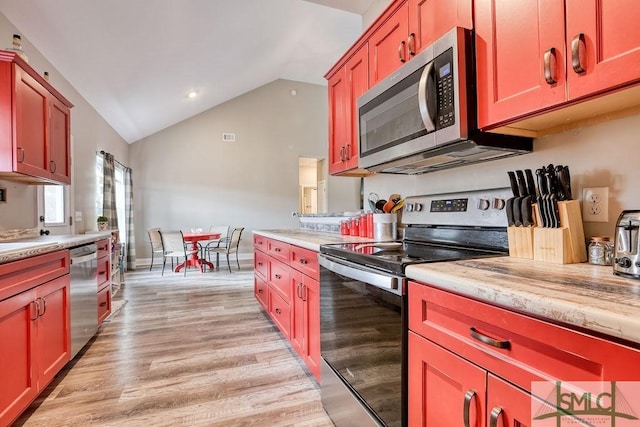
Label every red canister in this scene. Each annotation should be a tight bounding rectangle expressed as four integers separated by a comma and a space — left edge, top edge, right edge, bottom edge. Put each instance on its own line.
350, 217, 360, 236
359, 214, 368, 237
340, 220, 350, 235
367, 212, 374, 238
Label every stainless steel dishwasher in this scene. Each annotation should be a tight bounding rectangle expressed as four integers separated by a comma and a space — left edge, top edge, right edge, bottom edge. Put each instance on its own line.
70, 242, 98, 358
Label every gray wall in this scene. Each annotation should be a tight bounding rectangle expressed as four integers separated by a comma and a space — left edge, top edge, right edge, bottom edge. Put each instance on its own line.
0, 11, 129, 234
130, 79, 360, 260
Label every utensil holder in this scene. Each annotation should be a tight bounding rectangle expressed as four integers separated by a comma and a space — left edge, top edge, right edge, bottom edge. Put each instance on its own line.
533, 200, 587, 264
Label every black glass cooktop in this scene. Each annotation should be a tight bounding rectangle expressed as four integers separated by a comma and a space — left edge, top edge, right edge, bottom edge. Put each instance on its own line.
320, 241, 506, 275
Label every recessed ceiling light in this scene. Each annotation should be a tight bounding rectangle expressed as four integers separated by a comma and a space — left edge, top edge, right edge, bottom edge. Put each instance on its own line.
188, 91, 198, 99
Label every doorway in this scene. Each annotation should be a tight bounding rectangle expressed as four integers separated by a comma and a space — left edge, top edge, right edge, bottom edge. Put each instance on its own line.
298, 157, 326, 214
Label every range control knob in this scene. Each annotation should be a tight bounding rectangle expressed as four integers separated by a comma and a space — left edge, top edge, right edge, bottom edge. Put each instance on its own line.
405, 203, 414, 212
491, 198, 505, 210
477, 199, 490, 211
414, 203, 423, 212
616, 257, 632, 269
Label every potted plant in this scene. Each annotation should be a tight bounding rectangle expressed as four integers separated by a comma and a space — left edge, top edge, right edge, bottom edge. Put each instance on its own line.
97, 215, 109, 231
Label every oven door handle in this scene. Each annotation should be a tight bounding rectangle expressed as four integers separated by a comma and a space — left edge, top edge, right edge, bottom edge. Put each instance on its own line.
318, 254, 400, 292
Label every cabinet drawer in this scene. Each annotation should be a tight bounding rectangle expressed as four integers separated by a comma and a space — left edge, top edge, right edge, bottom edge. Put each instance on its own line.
97, 256, 110, 289
254, 235, 268, 253
254, 250, 268, 279
269, 289, 291, 340
97, 285, 111, 325
96, 238, 109, 259
254, 275, 268, 311
408, 281, 640, 394
0, 250, 69, 301
289, 245, 319, 280
267, 239, 290, 263
268, 259, 291, 303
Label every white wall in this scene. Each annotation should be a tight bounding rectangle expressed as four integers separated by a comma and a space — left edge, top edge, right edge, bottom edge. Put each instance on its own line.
0, 11, 129, 234
130, 79, 360, 260
364, 114, 640, 238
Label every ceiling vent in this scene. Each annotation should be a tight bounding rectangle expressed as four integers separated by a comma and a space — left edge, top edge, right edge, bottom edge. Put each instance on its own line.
222, 132, 236, 142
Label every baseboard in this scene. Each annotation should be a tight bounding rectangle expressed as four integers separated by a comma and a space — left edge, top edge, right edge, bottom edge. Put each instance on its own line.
136, 252, 254, 269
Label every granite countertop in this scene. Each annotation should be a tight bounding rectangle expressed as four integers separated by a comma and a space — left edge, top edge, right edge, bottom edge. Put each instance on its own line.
253, 229, 374, 251
0, 233, 112, 264
405, 257, 640, 345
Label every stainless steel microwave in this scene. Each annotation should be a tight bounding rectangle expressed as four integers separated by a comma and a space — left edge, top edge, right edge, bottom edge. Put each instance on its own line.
357, 27, 532, 174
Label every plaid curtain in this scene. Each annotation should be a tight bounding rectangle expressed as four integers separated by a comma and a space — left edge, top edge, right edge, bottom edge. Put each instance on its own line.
101, 152, 118, 230
124, 167, 136, 270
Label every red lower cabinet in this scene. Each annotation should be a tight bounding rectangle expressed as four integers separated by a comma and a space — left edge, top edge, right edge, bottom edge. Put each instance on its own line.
0, 251, 70, 426
254, 237, 320, 381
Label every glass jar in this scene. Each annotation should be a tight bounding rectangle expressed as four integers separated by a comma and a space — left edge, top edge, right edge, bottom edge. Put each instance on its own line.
6, 34, 28, 62
340, 220, 350, 236
588, 237, 614, 265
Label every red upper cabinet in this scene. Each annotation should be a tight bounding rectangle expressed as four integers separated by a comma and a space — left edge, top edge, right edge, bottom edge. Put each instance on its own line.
327, 45, 369, 176
475, 0, 566, 128
369, 3, 410, 86
476, 0, 640, 130
0, 52, 73, 184
565, 0, 640, 99
408, 0, 472, 54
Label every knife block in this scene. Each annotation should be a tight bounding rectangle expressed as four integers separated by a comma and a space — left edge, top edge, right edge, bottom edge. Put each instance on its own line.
507, 204, 538, 259
533, 200, 587, 264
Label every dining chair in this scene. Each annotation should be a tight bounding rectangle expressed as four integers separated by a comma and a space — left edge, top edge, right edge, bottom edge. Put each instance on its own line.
147, 227, 164, 271
158, 230, 198, 276
198, 225, 229, 259
204, 227, 244, 272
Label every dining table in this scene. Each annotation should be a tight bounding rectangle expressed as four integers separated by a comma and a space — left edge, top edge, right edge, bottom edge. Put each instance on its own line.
177, 231, 222, 273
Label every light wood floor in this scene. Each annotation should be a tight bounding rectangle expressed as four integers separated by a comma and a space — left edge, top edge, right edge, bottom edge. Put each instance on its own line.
14, 264, 334, 427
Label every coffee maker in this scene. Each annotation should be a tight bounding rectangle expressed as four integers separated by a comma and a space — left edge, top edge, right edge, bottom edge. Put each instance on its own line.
614, 210, 640, 279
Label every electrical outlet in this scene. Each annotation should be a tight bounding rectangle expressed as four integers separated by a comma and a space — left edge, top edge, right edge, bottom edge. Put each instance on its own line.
582, 187, 609, 222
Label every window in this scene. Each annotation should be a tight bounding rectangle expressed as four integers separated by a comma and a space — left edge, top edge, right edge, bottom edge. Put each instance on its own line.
96, 153, 127, 244
44, 185, 66, 226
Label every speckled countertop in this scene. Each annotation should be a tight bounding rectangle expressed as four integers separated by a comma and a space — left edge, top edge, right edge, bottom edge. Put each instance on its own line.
0, 232, 112, 264
406, 257, 640, 345
252, 229, 374, 251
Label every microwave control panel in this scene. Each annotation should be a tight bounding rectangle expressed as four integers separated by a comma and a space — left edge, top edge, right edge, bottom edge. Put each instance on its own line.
435, 47, 455, 130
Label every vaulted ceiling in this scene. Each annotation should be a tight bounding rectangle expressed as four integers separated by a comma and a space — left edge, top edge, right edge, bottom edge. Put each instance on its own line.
0, 0, 376, 143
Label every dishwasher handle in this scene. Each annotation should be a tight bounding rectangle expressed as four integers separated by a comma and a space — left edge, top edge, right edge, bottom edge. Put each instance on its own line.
71, 251, 97, 264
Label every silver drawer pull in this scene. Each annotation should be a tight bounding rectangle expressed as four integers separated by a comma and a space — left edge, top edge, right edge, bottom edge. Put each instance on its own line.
470, 327, 511, 349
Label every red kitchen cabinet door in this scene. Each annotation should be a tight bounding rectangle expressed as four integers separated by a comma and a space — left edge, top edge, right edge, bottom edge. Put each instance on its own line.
14, 66, 49, 178
290, 269, 306, 358
48, 97, 71, 184
268, 289, 291, 340
344, 45, 368, 172
254, 275, 269, 311
475, 0, 566, 129
369, 2, 409, 86
36, 275, 70, 387
565, 0, 640, 100
408, 0, 472, 54
409, 331, 486, 426
486, 374, 534, 427
97, 284, 111, 326
304, 275, 320, 380
328, 67, 348, 175
0, 288, 38, 427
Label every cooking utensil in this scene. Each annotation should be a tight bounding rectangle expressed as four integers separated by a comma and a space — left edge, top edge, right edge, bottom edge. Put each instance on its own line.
556, 165, 572, 200
514, 170, 528, 226
390, 199, 405, 213
506, 171, 520, 227
375, 199, 387, 212
545, 164, 560, 227
536, 168, 549, 227
368, 193, 379, 212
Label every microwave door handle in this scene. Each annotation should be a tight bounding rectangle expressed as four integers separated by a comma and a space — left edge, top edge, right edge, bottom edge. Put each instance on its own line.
418, 61, 436, 133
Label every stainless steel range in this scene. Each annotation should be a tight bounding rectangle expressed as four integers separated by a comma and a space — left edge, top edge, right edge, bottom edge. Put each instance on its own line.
318, 188, 511, 427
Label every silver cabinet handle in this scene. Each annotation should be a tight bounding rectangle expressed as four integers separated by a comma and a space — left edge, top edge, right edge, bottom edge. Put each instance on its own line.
489, 406, 504, 427
31, 300, 40, 321
463, 390, 477, 427
345, 144, 351, 160
37, 297, 46, 317
398, 40, 406, 63
543, 47, 557, 85
470, 327, 511, 349
275, 274, 282, 279
418, 61, 436, 133
50, 160, 57, 173
17, 147, 25, 163
408, 33, 416, 56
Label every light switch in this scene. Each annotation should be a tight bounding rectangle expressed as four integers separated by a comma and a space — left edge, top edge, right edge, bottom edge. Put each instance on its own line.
74, 211, 83, 222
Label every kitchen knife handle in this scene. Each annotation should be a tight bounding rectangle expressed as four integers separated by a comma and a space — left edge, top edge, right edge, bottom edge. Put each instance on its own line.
507, 171, 519, 197
513, 197, 522, 227
525, 169, 537, 198
515, 170, 527, 197
521, 196, 533, 227
506, 198, 515, 226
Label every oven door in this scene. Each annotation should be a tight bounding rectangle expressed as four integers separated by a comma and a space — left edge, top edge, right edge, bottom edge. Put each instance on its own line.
319, 254, 407, 427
